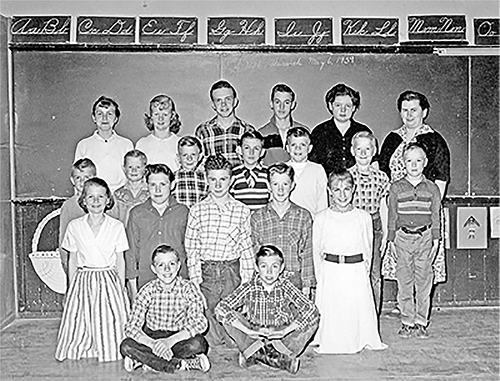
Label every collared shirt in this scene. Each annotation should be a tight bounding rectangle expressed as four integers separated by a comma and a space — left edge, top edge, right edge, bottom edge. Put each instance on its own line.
309, 118, 375, 176
287, 160, 328, 216
195, 116, 254, 168
348, 165, 390, 215
229, 164, 270, 211
251, 202, 315, 288
215, 273, 320, 331
135, 133, 180, 171
109, 181, 150, 225
259, 117, 309, 166
62, 214, 129, 268
172, 164, 208, 208
126, 197, 189, 288
185, 194, 254, 285
387, 177, 441, 241
74, 130, 134, 192
125, 277, 208, 340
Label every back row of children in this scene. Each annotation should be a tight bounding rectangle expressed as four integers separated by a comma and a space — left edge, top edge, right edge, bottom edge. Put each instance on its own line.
56, 80, 442, 374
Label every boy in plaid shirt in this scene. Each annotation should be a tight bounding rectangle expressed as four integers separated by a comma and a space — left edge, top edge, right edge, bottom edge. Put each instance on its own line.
348, 131, 390, 316
215, 245, 319, 374
172, 136, 208, 208
120, 245, 210, 374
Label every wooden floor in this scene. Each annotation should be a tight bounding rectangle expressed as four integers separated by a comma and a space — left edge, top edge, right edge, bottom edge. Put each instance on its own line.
0, 307, 498, 381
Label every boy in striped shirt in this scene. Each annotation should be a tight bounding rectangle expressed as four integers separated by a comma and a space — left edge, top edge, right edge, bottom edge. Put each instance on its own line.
386, 143, 441, 339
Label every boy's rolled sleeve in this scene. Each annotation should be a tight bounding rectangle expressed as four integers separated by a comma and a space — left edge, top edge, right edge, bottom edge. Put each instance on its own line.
238, 212, 255, 283
185, 210, 202, 285
183, 282, 209, 336
299, 213, 316, 288
124, 288, 151, 341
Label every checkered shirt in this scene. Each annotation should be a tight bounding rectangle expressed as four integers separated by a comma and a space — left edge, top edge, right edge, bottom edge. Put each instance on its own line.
185, 194, 254, 285
195, 116, 254, 168
229, 164, 270, 211
251, 202, 315, 288
215, 273, 320, 331
172, 166, 208, 209
124, 277, 208, 340
348, 165, 390, 215
110, 181, 150, 225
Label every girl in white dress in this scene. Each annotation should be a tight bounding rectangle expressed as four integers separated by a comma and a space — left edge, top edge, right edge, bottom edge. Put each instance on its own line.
313, 171, 387, 354
55, 177, 130, 362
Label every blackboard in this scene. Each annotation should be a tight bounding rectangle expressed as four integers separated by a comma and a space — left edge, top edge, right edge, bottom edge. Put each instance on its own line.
12, 48, 499, 197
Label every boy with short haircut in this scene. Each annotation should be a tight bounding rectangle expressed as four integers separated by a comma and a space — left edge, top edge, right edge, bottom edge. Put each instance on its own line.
171, 136, 208, 208
109, 150, 149, 225
185, 154, 254, 347
259, 83, 309, 166
251, 163, 315, 296
230, 130, 270, 211
195, 80, 255, 168
74, 95, 134, 192
215, 245, 319, 374
59, 158, 96, 274
121, 245, 210, 374
126, 164, 189, 299
286, 126, 328, 216
348, 131, 390, 316
386, 143, 441, 339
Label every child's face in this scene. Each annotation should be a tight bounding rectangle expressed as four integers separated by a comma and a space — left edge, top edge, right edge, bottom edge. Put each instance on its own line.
151, 252, 180, 286
351, 137, 376, 167
330, 95, 355, 124
329, 178, 354, 211
404, 148, 427, 179
207, 169, 231, 199
255, 255, 284, 288
147, 173, 172, 206
92, 104, 118, 132
178, 145, 201, 171
271, 91, 295, 120
211, 87, 237, 118
240, 137, 264, 168
269, 172, 294, 204
286, 135, 312, 163
151, 102, 173, 133
71, 168, 95, 194
83, 184, 109, 215
123, 157, 146, 183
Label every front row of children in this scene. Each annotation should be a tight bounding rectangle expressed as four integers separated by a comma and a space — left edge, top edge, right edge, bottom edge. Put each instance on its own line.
56, 137, 440, 375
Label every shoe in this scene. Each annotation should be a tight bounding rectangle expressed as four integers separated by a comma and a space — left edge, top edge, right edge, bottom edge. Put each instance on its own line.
397, 324, 413, 338
123, 356, 140, 372
238, 352, 248, 369
283, 356, 300, 374
386, 307, 401, 319
180, 354, 210, 372
414, 324, 429, 339
142, 364, 159, 373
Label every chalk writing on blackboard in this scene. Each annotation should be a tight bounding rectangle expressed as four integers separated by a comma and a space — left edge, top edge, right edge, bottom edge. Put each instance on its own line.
408, 16, 466, 40
474, 19, 499, 46
140, 17, 197, 44
341, 18, 398, 45
11, 16, 70, 43
77, 17, 135, 44
275, 19, 332, 45
208, 17, 265, 45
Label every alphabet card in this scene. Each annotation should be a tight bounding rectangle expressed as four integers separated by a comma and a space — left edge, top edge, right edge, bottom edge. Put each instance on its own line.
490, 206, 500, 239
457, 207, 487, 249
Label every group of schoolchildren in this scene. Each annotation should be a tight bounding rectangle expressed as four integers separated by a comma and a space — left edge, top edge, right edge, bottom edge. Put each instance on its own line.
54, 79, 442, 375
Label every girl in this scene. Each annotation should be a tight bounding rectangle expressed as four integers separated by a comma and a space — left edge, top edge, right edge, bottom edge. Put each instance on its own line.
313, 171, 387, 354
55, 177, 130, 362
136, 94, 182, 172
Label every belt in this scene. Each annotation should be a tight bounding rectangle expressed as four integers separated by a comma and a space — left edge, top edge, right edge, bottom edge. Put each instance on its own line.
324, 253, 363, 264
400, 225, 431, 235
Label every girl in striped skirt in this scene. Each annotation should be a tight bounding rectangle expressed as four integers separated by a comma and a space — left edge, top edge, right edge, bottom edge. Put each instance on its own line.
55, 177, 130, 362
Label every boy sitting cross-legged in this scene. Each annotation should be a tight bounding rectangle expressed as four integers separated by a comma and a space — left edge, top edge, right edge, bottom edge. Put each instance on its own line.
120, 244, 210, 374
215, 245, 319, 374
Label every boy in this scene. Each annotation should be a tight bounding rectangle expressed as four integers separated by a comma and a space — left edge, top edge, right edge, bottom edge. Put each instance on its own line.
195, 80, 255, 168
229, 130, 270, 211
185, 154, 254, 347
171, 136, 208, 208
59, 158, 96, 274
215, 245, 319, 374
120, 245, 210, 374
286, 127, 328, 216
109, 150, 149, 225
126, 164, 189, 299
386, 143, 441, 339
251, 163, 315, 297
259, 83, 309, 166
74, 95, 134, 192
348, 131, 390, 316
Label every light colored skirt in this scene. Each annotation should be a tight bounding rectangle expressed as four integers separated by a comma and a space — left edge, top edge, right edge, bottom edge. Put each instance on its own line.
55, 268, 130, 362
